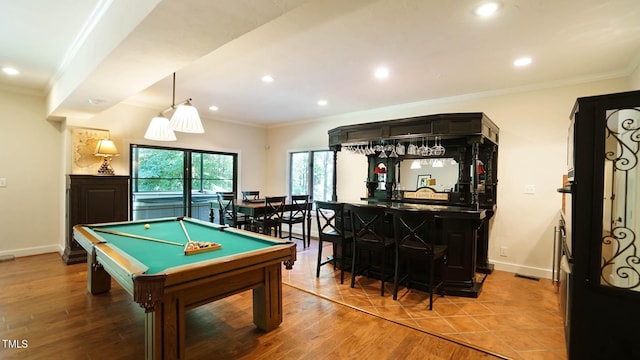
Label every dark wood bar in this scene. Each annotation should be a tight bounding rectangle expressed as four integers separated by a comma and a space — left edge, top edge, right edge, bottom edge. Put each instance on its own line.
327, 112, 499, 297
353, 201, 487, 297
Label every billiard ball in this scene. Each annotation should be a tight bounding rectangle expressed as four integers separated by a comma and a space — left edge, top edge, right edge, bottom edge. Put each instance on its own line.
144, 224, 150, 229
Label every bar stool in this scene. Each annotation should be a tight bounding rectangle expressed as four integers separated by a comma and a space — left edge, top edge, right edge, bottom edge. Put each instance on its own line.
315, 201, 352, 284
347, 203, 395, 296
389, 208, 447, 310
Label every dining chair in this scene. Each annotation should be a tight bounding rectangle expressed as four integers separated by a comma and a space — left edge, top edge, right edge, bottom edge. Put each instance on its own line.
281, 195, 310, 247
347, 203, 395, 296
389, 208, 447, 310
242, 190, 260, 201
216, 192, 251, 229
315, 201, 352, 284
210, 191, 234, 223
255, 196, 286, 237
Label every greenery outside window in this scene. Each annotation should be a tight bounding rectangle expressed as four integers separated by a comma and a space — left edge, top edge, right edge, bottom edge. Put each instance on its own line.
290, 150, 334, 205
131, 145, 237, 221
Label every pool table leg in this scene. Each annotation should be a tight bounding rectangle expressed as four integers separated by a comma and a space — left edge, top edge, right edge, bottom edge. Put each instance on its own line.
145, 293, 185, 360
252, 263, 283, 331
87, 250, 111, 295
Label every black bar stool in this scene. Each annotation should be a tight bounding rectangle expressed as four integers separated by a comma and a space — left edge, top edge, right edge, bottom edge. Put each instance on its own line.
389, 208, 447, 309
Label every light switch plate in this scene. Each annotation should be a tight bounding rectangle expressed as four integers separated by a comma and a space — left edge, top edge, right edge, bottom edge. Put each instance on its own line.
0, 178, 6, 187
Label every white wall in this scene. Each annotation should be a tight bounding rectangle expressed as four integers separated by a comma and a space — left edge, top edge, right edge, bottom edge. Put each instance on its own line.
0, 90, 64, 257
631, 61, 640, 89
265, 77, 634, 279
64, 103, 269, 194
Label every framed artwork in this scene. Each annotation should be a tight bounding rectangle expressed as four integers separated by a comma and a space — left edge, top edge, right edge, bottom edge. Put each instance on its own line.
417, 174, 431, 188
71, 127, 110, 174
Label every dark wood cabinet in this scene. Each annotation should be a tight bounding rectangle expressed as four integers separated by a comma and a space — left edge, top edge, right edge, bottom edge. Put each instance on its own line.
63, 175, 129, 264
567, 90, 640, 359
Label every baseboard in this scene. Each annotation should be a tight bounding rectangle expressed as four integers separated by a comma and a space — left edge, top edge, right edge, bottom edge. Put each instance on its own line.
490, 259, 552, 280
0, 245, 63, 259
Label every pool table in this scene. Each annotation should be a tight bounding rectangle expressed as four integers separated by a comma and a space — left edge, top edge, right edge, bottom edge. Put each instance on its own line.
73, 217, 296, 360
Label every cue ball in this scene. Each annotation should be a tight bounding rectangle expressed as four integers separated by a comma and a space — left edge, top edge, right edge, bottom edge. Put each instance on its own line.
144, 224, 150, 229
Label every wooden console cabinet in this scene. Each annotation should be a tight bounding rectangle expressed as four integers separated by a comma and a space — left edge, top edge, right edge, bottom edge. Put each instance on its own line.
63, 175, 129, 264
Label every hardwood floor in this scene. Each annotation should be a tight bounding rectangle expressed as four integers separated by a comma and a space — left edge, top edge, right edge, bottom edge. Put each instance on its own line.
291, 240, 567, 360
0, 253, 502, 359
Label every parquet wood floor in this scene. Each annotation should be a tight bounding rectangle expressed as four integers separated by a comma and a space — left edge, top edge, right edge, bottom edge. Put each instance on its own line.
289, 240, 567, 360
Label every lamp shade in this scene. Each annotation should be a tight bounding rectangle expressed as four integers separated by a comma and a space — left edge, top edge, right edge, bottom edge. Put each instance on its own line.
169, 101, 204, 133
94, 139, 119, 156
144, 116, 177, 141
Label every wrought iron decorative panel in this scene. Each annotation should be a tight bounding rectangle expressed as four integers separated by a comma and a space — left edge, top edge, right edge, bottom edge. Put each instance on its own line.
601, 107, 640, 291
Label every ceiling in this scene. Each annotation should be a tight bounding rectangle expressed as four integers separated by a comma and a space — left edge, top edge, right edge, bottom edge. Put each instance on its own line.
1, 0, 639, 126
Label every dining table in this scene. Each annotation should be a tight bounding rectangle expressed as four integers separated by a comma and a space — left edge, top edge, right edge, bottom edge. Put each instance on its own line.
210, 198, 312, 246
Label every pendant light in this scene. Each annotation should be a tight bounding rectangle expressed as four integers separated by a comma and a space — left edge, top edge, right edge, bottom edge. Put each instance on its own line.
169, 100, 204, 133
144, 115, 177, 141
168, 72, 204, 133
144, 72, 204, 141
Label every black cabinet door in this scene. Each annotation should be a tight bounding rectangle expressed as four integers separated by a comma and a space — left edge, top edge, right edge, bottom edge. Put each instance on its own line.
569, 90, 640, 360
63, 175, 129, 264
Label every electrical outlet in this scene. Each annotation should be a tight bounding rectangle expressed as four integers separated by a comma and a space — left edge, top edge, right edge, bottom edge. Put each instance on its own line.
524, 184, 536, 194
500, 246, 508, 257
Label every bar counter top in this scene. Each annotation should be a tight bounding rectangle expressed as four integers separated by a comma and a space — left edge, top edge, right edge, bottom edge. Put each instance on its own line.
353, 199, 487, 220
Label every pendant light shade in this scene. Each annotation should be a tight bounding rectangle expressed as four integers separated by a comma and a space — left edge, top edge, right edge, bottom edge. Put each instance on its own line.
169, 100, 204, 133
144, 116, 177, 141
144, 72, 205, 141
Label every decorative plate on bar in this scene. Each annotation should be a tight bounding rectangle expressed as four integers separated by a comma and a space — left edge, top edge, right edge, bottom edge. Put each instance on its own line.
184, 241, 222, 255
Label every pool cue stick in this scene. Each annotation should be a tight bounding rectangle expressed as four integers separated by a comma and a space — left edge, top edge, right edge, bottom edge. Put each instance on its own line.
93, 228, 184, 246
178, 220, 194, 243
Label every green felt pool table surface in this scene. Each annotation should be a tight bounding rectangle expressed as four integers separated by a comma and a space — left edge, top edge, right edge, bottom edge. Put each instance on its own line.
89, 218, 281, 273
73, 217, 296, 360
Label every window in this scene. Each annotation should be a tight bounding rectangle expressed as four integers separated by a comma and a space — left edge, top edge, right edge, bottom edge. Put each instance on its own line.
191, 152, 235, 193
131, 145, 237, 221
290, 150, 334, 203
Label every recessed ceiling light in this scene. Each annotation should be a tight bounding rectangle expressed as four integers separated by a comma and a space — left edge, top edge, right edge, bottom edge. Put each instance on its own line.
317, 99, 328, 106
209, 105, 219, 111
261, 75, 274, 83
475, 2, 500, 17
2, 67, 19, 76
374, 66, 390, 80
514, 57, 532, 67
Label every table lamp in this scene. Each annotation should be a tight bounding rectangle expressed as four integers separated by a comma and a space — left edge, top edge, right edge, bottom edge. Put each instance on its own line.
94, 139, 119, 175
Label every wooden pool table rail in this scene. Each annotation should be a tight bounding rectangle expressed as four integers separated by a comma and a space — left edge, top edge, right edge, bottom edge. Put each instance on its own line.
73, 218, 296, 360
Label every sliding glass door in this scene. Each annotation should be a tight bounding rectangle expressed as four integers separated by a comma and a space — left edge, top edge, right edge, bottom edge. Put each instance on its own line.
130, 145, 237, 221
